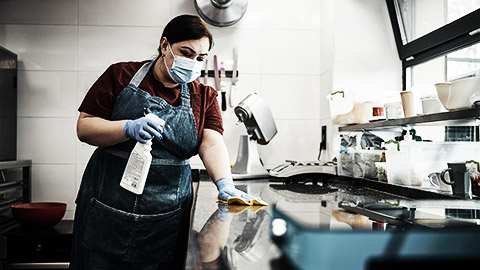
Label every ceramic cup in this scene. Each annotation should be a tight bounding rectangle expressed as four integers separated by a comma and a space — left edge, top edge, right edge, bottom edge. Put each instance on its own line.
428, 172, 452, 194
440, 162, 472, 199
384, 102, 403, 120
400, 91, 416, 117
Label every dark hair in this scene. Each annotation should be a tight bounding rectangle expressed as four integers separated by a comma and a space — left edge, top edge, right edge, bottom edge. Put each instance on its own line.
158, 14, 213, 55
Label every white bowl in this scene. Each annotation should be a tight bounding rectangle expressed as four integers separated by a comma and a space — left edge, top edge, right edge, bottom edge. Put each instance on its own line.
421, 96, 447, 114
435, 77, 480, 110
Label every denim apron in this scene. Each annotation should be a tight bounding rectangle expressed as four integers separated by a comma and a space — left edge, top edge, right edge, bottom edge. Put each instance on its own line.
70, 59, 198, 270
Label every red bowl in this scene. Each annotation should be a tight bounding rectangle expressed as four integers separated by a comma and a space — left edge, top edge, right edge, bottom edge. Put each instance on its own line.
11, 202, 67, 228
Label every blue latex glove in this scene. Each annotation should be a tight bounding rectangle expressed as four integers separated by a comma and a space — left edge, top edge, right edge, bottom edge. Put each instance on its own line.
216, 178, 268, 205
215, 203, 233, 222
124, 117, 163, 144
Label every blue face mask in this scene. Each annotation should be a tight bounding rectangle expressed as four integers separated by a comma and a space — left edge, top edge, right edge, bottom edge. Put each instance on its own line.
164, 43, 204, 84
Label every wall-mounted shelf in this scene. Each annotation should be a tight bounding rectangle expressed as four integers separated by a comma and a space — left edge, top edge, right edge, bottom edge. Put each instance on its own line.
338, 107, 480, 132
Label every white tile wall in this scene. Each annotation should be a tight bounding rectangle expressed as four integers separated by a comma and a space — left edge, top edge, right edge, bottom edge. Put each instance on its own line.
2, 24, 77, 70
17, 118, 77, 164
17, 71, 77, 117
222, 118, 249, 165
261, 29, 321, 75
261, 74, 320, 120
320, 69, 333, 119
78, 0, 170, 27
261, 120, 321, 166
77, 26, 162, 71
320, 26, 334, 75
333, 0, 401, 94
170, 0, 198, 19
261, 0, 322, 30
0, 0, 400, 218
0, 0, 77, 25
31, 164, 77, 219
76, 71, 101, 107
207, 28, 263, 74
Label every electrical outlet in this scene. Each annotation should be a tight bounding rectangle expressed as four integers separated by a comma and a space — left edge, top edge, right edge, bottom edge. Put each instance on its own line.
321, 125, 327, 150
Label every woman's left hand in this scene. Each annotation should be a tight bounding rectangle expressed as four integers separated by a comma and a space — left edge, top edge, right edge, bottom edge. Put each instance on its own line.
215, 178, 268, 206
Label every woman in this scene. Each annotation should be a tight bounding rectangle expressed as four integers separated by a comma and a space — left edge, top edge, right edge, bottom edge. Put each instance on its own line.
71, 14, 260, 269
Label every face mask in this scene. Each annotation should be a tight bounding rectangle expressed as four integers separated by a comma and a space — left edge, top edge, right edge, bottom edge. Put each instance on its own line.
164, 43, 204, 84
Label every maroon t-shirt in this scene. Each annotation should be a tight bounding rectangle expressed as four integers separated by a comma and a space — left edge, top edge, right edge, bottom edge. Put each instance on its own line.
78, 60, 223, 142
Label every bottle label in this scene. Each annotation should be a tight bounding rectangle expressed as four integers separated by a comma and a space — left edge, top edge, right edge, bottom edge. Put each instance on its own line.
121, 150, 145, 189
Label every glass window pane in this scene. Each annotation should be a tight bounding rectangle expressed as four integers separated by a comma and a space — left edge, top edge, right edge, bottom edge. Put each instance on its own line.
448, 0, 480, 23
409, 56, 446, 93
447, 42, 480, 80
408, 41, 480, 92
396, 0, 480, 44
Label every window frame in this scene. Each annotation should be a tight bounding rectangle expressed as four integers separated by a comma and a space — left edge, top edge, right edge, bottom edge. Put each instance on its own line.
385, 0, 480, 89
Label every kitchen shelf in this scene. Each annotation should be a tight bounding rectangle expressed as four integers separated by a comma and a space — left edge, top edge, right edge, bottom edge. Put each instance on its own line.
338, 107, 480, 132
0, 198, 23, 211
0, 181, 22, 191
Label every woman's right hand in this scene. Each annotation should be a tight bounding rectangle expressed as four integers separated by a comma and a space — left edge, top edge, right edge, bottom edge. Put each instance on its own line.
124, 117, 163, 143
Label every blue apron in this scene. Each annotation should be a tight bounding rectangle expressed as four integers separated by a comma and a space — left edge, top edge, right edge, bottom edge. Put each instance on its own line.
70, 59, 198, 269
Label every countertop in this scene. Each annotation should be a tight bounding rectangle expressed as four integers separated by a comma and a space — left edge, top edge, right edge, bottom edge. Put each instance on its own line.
186, 178, 282, 270
185, 173, 480, 270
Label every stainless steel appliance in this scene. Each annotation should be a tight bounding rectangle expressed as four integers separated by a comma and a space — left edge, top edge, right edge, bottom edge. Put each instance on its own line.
0, 160, 32, 269
0, 46, 17, 161
269, 160, 336, 178
231, 93, 277, 179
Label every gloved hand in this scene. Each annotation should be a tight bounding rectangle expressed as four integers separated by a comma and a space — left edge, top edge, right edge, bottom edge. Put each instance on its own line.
216, 178, 268, 206
215, 203, 233, 222
124, 117, 163, 144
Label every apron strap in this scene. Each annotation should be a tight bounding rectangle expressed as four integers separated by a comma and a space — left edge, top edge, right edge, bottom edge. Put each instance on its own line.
127, 58, 191, 108
128, 59, 156, 88
180, 83, 191, 107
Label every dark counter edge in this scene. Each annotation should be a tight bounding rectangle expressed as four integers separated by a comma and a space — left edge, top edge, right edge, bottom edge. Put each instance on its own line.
190, 168, 473, 201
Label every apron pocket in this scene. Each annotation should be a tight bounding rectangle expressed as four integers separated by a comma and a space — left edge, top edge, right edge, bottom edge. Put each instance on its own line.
82, 197, 181, 263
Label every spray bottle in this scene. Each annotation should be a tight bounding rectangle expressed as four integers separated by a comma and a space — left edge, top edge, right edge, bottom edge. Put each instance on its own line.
120, 113, 165, 195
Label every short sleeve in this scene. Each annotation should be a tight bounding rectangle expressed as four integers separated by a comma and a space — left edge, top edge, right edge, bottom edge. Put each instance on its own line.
203, 88, 224, 135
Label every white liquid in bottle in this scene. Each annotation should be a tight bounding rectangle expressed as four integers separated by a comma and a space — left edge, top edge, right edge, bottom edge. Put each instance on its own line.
120, 114, 165, 195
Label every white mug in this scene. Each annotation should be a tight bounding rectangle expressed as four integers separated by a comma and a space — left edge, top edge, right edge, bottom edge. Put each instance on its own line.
428, 172, 452, 194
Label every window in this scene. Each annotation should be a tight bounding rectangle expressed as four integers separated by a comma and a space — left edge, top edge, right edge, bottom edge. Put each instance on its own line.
386, 0, 480, 89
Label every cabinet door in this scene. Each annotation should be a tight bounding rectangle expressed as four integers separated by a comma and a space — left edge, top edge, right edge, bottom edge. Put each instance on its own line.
6, 234, 71, 263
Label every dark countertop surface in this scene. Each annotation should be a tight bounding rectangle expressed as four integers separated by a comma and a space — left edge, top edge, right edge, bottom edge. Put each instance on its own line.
185, 173, 480, 270
3, 220, 74, 236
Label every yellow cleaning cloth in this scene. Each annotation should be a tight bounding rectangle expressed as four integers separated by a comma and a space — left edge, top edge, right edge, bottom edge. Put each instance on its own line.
225, 204, 268, 214
217, 197, 269, 206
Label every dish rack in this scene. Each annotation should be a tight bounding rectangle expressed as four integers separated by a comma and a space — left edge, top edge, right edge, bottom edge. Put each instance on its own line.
0, 160, 32, 265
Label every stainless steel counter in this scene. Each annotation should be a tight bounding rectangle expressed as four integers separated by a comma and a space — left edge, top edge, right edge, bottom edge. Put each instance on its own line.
185, 178, 281, 270
185, 174, 480, 269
